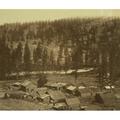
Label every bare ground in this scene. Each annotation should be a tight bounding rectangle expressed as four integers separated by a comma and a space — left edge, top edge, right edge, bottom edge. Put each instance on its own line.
0, 73, 100, 110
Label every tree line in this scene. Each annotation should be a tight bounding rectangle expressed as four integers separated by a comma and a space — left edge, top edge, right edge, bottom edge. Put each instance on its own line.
0, 17, 120, 86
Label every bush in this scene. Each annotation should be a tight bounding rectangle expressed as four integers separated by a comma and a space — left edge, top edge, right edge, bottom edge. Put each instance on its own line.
37, 74, 48, 87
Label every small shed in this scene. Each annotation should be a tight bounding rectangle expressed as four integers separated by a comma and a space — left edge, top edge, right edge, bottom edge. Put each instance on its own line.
21, 80, 31, 91
89, 86, 100, 96
78, 86, 86, 90
28, 90, 39, 100
44, 82, 55, 89
45, 82, 67, 91
80, 106, 88, 110
83, 104, 102, 110
53, 102, 67, 110
66, 97, 81, 110
115, 94, 120, 102
0, 92, 5, 99
104, 86, 115, 89
26, 84, 37, 93
12, 82, 21, 86
48, 90, 66, 103
39, 94, 50, 103
104, 86, 115, 92
65, 85, 77, 95
36, 87, 48, 95
113, 88, 120, 93
9, 82, 22, 91
114, 93, 120, 109
21, 80, 31, 86
56, 82, 68, 90
6, 90, 28, 99
95, 92, 116, 107
21, 80, 37, 92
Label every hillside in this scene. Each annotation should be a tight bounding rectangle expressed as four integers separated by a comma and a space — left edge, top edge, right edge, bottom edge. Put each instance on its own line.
0, 17, 120, 81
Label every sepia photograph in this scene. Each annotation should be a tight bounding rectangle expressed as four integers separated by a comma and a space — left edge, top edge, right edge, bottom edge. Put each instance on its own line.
0, 9, 120, 110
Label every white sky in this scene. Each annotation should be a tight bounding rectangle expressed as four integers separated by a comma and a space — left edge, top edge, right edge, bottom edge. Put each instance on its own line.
0, 9, 119, 25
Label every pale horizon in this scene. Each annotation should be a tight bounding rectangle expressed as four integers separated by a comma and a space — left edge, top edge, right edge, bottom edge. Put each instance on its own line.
0, 9, 120, 25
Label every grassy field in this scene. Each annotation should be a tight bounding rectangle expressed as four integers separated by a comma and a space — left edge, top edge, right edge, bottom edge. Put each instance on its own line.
0, 98, 40, 110
0, 73, 98, 90
43, 73, 97, 86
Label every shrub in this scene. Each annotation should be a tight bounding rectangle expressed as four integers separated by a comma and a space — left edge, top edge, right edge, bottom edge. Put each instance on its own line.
37, 74, 48, 87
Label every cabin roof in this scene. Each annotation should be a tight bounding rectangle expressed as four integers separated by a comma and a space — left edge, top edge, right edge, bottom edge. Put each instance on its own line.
21, 80, 31, 87
66, 85, 76, 91
66, 97, 80, 107
54, 102, 67, 109
48, 90, 65, 102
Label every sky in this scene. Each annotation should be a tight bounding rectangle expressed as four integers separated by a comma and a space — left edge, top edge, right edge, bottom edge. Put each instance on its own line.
0, 9, 120, 25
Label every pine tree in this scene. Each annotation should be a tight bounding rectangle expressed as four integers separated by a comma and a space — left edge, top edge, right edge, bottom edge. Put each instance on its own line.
36, 41, 42, 62
13, 42, 23, 79
33, 49, 37, 64
11, 49, 17, 72
15, 42, 23, 70
4, 44, 11, 76
0, 35, 11, 80
42, 48, 48, 71
72, 42, 82, 83
16, 42, 23, 64
64, 47, 70, 72
24, 42, 31, 72
49, 50, 54, 70
57, 45, 63, 70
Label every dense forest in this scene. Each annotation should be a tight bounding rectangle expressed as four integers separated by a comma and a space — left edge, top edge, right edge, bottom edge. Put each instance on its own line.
0, 17, 120, 86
